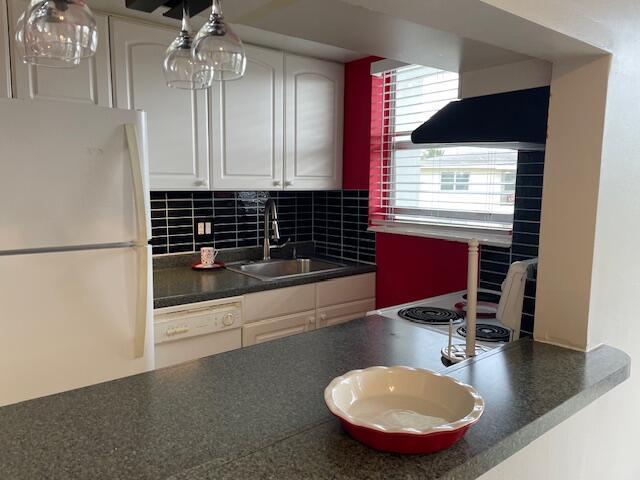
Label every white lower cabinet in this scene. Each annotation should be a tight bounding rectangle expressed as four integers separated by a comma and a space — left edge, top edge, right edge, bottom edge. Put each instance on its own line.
243, 283, 316, 322
317, 298, 376, 328
242, 310, 316, 346
152, 274, 375, 356
242, 273, 375, 347
242, 284, 316, 346
316, 273, 376, 309
316, 274, 376, 328
110, 17, 210, 191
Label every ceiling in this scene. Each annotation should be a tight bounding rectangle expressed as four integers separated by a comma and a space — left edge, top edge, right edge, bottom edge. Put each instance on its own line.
91, 0, 366, 63
340, 0, 606, 61
222, 0, 534, 71
90, 0, 541, 69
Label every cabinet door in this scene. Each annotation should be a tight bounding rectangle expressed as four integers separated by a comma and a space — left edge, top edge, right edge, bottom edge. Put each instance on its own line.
110, 17, 210, 190
0, 0, 11, 97
243, 283, 316, 324
8, 0, 111, 106
316, 273, 376, 308
317, 298, 376, 328
210, 45, 284, 190
242, 310, 316, 347
285, 54, 343, 190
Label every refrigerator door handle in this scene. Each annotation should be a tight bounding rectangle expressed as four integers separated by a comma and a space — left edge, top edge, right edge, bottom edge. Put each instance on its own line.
125, 122, 150, 246
134, 245, 149, 358
126, 121, 150, 359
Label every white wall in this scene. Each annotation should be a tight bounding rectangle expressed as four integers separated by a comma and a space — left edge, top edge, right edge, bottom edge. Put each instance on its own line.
459, 59, 552, 98
237, 0, 534, 72
534, 56, 610, 351
476, 0, 640, 478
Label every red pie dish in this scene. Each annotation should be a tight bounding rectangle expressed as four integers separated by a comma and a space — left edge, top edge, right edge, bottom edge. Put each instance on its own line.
324, 366, 484, 454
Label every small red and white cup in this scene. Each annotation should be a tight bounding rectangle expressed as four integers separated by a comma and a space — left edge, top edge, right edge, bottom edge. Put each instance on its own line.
200, 247, 219, 267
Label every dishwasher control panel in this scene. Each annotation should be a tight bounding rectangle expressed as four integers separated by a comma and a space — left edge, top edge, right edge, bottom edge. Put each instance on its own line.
154, 297, 243, 344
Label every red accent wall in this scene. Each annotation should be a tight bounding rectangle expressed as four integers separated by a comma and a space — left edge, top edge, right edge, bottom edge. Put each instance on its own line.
342, 56, 468, 308
375, 233, 468, 309
343, 56, 382, 190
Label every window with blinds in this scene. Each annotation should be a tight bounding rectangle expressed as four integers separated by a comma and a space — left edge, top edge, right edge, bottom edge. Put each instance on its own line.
369, 64, 518, 247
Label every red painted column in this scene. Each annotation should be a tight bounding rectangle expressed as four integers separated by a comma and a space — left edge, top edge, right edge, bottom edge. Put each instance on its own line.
343, 56, 382, 190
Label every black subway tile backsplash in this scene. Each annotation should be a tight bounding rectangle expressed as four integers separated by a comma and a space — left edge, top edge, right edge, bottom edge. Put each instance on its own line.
150, 189, 375, 263
312, 190, 374, 264
479, 150, 544, 336
152, 153, 540, 331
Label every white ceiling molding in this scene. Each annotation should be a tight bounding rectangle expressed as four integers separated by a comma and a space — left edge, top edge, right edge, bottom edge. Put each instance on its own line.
460, 59, 552, 98
369, 59, 409, 76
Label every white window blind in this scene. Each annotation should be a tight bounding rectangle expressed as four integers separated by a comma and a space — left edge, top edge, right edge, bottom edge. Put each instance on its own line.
369, 64, 518, 247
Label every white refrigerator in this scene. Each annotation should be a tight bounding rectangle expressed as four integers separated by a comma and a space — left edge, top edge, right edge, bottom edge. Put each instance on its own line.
0, 99, 154, 406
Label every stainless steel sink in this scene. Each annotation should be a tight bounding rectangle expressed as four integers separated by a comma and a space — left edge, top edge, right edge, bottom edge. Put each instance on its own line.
227, 258, 347, 281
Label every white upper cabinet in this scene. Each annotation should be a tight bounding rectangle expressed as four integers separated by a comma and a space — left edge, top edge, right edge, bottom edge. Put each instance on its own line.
210, 49, 344, 191
110, 17, 210, 191
284, 54, 343, 190
210, 45, 284, 190
7, 0, 111, 106
0, 0, 11, 98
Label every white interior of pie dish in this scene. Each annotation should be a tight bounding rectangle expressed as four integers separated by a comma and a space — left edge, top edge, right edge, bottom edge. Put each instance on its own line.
324, 366, 484, 434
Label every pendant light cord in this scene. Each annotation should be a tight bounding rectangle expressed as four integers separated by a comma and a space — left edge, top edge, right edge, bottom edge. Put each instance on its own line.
211, 0, 223, 17
181, 0, 190, 34
208, 0, 226, 35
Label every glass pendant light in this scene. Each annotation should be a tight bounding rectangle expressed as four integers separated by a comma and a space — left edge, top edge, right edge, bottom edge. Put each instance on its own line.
15, 2, 79, 67
20, 0, 97, 68
162, 0, 213, 90
193, 0, 246, 81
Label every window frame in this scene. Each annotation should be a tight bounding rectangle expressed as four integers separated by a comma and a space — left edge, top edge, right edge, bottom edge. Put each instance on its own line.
368, 65, 520, 247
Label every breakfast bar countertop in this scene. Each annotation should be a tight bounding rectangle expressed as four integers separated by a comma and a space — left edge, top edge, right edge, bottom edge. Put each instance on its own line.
0, 316, 629, 480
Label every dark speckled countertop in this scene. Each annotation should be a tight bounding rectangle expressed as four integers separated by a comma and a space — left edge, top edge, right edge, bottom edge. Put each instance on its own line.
0, 315, 629, 479
153, 246, 376, 309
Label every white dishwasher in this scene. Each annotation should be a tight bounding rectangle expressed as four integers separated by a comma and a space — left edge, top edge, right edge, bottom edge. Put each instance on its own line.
154, 297, 243, 369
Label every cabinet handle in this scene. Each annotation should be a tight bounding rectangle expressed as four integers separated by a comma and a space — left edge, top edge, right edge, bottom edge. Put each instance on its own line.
284, 181, 293, 187
320, 313, 327, 321
309, 316, 315, 325
273, 180, 281, 186
194, 179, 206, 187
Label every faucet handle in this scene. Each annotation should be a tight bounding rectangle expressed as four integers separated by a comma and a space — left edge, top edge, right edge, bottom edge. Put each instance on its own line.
272, 238, 290, 250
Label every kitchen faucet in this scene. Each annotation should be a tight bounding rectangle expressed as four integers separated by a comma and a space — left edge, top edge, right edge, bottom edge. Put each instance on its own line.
263, 199, 281, 261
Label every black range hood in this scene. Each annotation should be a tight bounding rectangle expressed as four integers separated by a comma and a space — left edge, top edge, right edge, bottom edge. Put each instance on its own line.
411, 86, 550, 151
